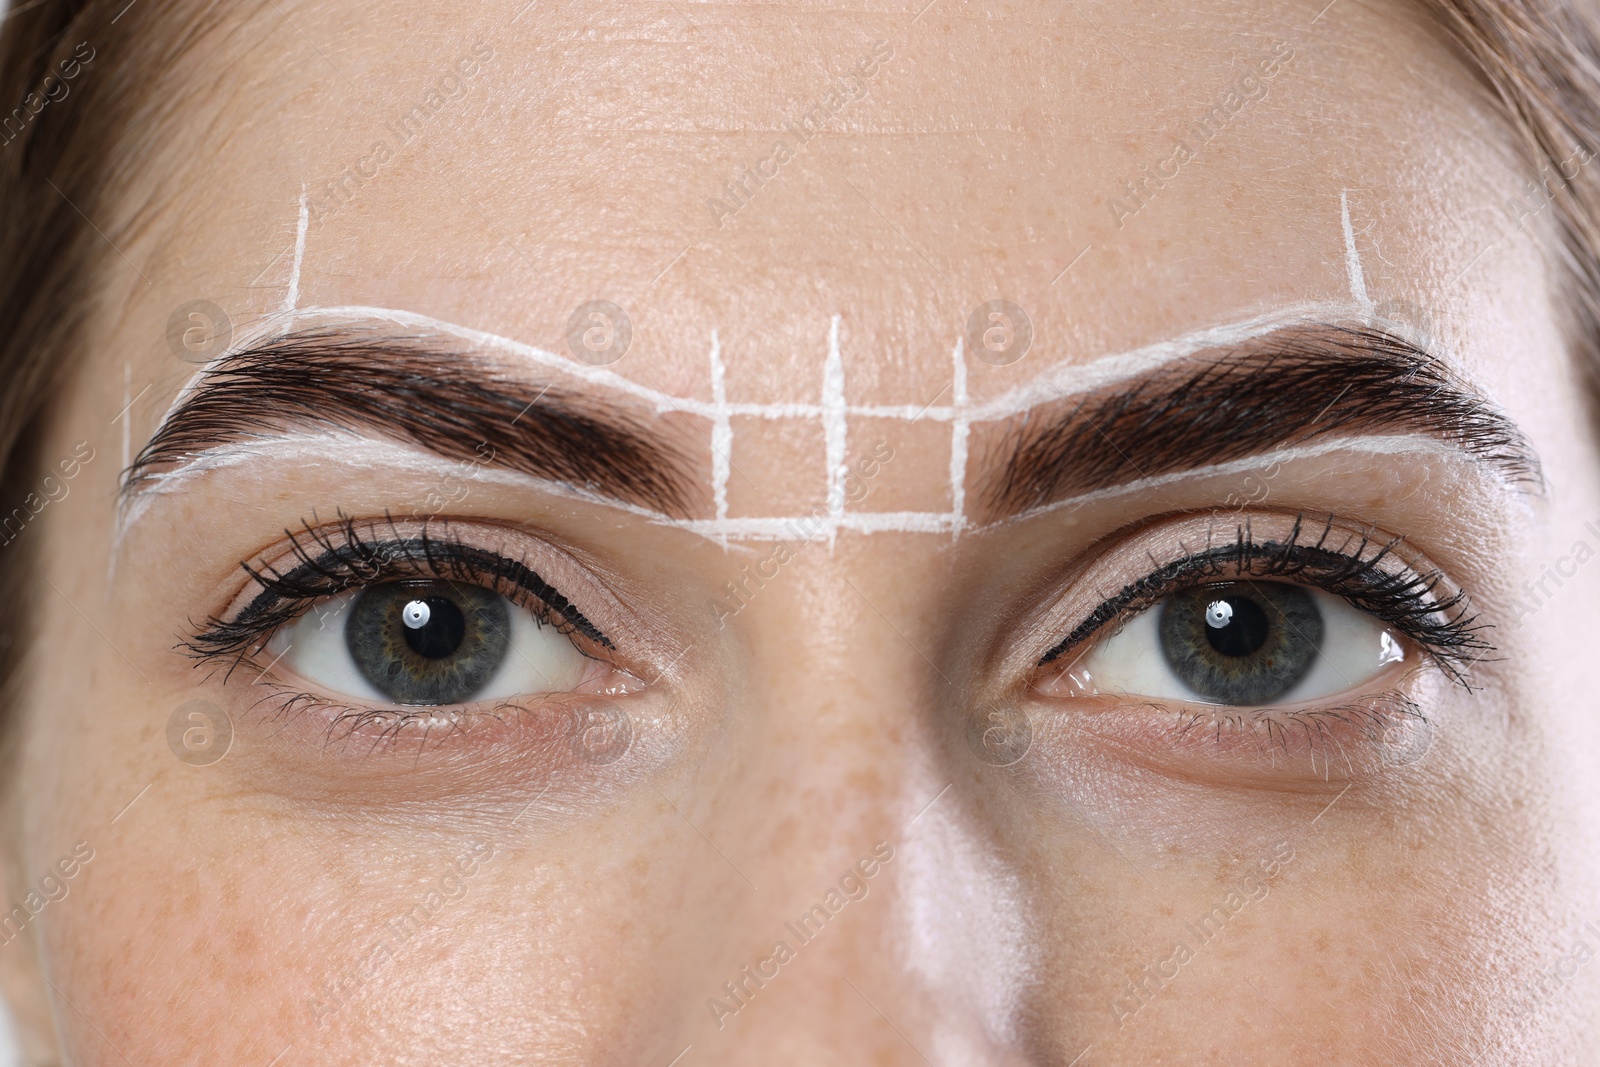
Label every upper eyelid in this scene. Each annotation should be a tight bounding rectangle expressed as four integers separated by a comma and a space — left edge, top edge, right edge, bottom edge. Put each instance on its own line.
186, 523, 617, 671
242, 539, 611, 645
1036, 519, 1488, 678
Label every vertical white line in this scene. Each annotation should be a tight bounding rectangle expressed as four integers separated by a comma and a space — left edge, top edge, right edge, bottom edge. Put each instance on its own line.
822, 314, 847, 549
284, 184, 309, 314
1341, 190, 1374, 318
948, 336, 968, 538
709, 330, 731, 549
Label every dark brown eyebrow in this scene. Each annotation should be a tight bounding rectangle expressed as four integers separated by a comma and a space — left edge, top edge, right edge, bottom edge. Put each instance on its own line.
126, 326, 699, 517
982, 323, 1540, 520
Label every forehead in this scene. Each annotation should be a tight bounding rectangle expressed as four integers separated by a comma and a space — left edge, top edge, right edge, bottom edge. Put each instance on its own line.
132, 0, 1541, 425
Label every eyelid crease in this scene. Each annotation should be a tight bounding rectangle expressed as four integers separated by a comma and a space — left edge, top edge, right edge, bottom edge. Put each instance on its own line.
1037, 513, 1490, 684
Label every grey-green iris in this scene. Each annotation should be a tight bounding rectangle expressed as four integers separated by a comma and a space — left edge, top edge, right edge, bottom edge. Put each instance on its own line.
1158, 581, 1324, 705
345, 580, 511, 705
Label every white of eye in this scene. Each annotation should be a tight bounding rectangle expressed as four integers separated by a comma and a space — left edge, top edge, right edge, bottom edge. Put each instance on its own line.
264, 589, 591, 705
1076, 586, 1404, 706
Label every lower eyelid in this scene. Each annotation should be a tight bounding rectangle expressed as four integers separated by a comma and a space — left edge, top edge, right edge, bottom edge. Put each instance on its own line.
1029, 686, 1436, 789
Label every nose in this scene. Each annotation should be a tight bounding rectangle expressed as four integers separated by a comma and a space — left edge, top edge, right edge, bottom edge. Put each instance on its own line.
670, 541, 1040, 1065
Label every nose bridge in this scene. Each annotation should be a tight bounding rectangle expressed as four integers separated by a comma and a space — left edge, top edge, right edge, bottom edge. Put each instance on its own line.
687, 541, 1039, 1063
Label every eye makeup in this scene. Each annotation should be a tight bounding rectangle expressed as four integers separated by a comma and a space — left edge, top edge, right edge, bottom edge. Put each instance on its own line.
1036, 513, 1487, 685
187, 513, 613, 670
174, 513, 672, 760
1009, 510, 1481, 786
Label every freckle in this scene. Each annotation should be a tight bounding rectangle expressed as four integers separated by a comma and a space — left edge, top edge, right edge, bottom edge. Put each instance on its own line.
229, 924, 260, 957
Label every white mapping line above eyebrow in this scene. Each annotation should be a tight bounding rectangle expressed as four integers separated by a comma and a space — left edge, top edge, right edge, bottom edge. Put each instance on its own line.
949, 336, 969, 539
283, 185, 309, 315
959, 299, 1370, 424
709, 330, 731, 545
1341, 190, 1375, 318
127, 299, 1446, 548
151, 299, 1381, 446
822, 313, 847, 548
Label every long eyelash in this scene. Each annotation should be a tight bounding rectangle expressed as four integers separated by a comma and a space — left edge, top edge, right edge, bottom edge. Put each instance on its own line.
1038, 513, 1492, 684
182, 513, 612, 677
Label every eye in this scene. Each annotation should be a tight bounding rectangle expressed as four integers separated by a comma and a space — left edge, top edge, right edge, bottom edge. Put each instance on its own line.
266, 578, 593, 706
1073, 580, 1408, 706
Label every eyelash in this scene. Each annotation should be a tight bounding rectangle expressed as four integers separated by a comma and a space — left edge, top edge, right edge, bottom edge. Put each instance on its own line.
183, 514, 612, 680
1038, 513, 1492, 685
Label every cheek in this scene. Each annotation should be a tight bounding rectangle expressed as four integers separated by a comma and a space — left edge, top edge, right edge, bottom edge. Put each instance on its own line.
40, 781, 739, 1063
46, 831, 307, 1064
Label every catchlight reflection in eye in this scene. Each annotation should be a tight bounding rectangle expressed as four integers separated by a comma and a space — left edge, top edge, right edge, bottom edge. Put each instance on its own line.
1068, 581, 1407, 707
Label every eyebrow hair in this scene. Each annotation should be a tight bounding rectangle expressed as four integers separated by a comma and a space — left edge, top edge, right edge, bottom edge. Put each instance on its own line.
126, 327, 698, 517
982, 324, 1541, 519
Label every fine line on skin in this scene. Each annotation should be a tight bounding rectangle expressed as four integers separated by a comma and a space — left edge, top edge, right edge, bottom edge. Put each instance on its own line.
112, 432, 689, 545
960, 299, 1367, 425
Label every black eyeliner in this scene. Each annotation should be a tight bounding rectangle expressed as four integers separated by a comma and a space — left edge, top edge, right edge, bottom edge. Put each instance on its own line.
183, 514, 612, 670
1038, 513, 1491, 684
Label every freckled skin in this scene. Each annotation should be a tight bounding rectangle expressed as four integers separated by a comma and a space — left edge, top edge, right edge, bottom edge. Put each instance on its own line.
5, 0, 1600, 1063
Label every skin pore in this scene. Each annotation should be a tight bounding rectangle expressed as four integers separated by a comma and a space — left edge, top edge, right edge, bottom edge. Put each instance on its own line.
7, 0, 1600, 1063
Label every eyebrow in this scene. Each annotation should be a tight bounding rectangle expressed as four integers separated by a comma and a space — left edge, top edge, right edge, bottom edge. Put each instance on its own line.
981, 323, 1541, 520
126, 327, 699, 517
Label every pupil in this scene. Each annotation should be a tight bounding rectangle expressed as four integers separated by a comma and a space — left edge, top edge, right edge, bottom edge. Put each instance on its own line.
1204, 595, 1269, 657
401, 596, 467, 659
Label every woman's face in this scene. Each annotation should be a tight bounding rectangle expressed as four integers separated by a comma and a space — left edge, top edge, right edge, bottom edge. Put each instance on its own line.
14, 0, 1600, 1062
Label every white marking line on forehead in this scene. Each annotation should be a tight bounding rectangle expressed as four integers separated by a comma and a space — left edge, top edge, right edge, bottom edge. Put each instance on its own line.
129, 298, 1407, 546
1341, 189, 1374, 318
949, 337, 968, 539
823, 314, 847, 548
283, 185, 309, 315
709, 330, 731, 546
